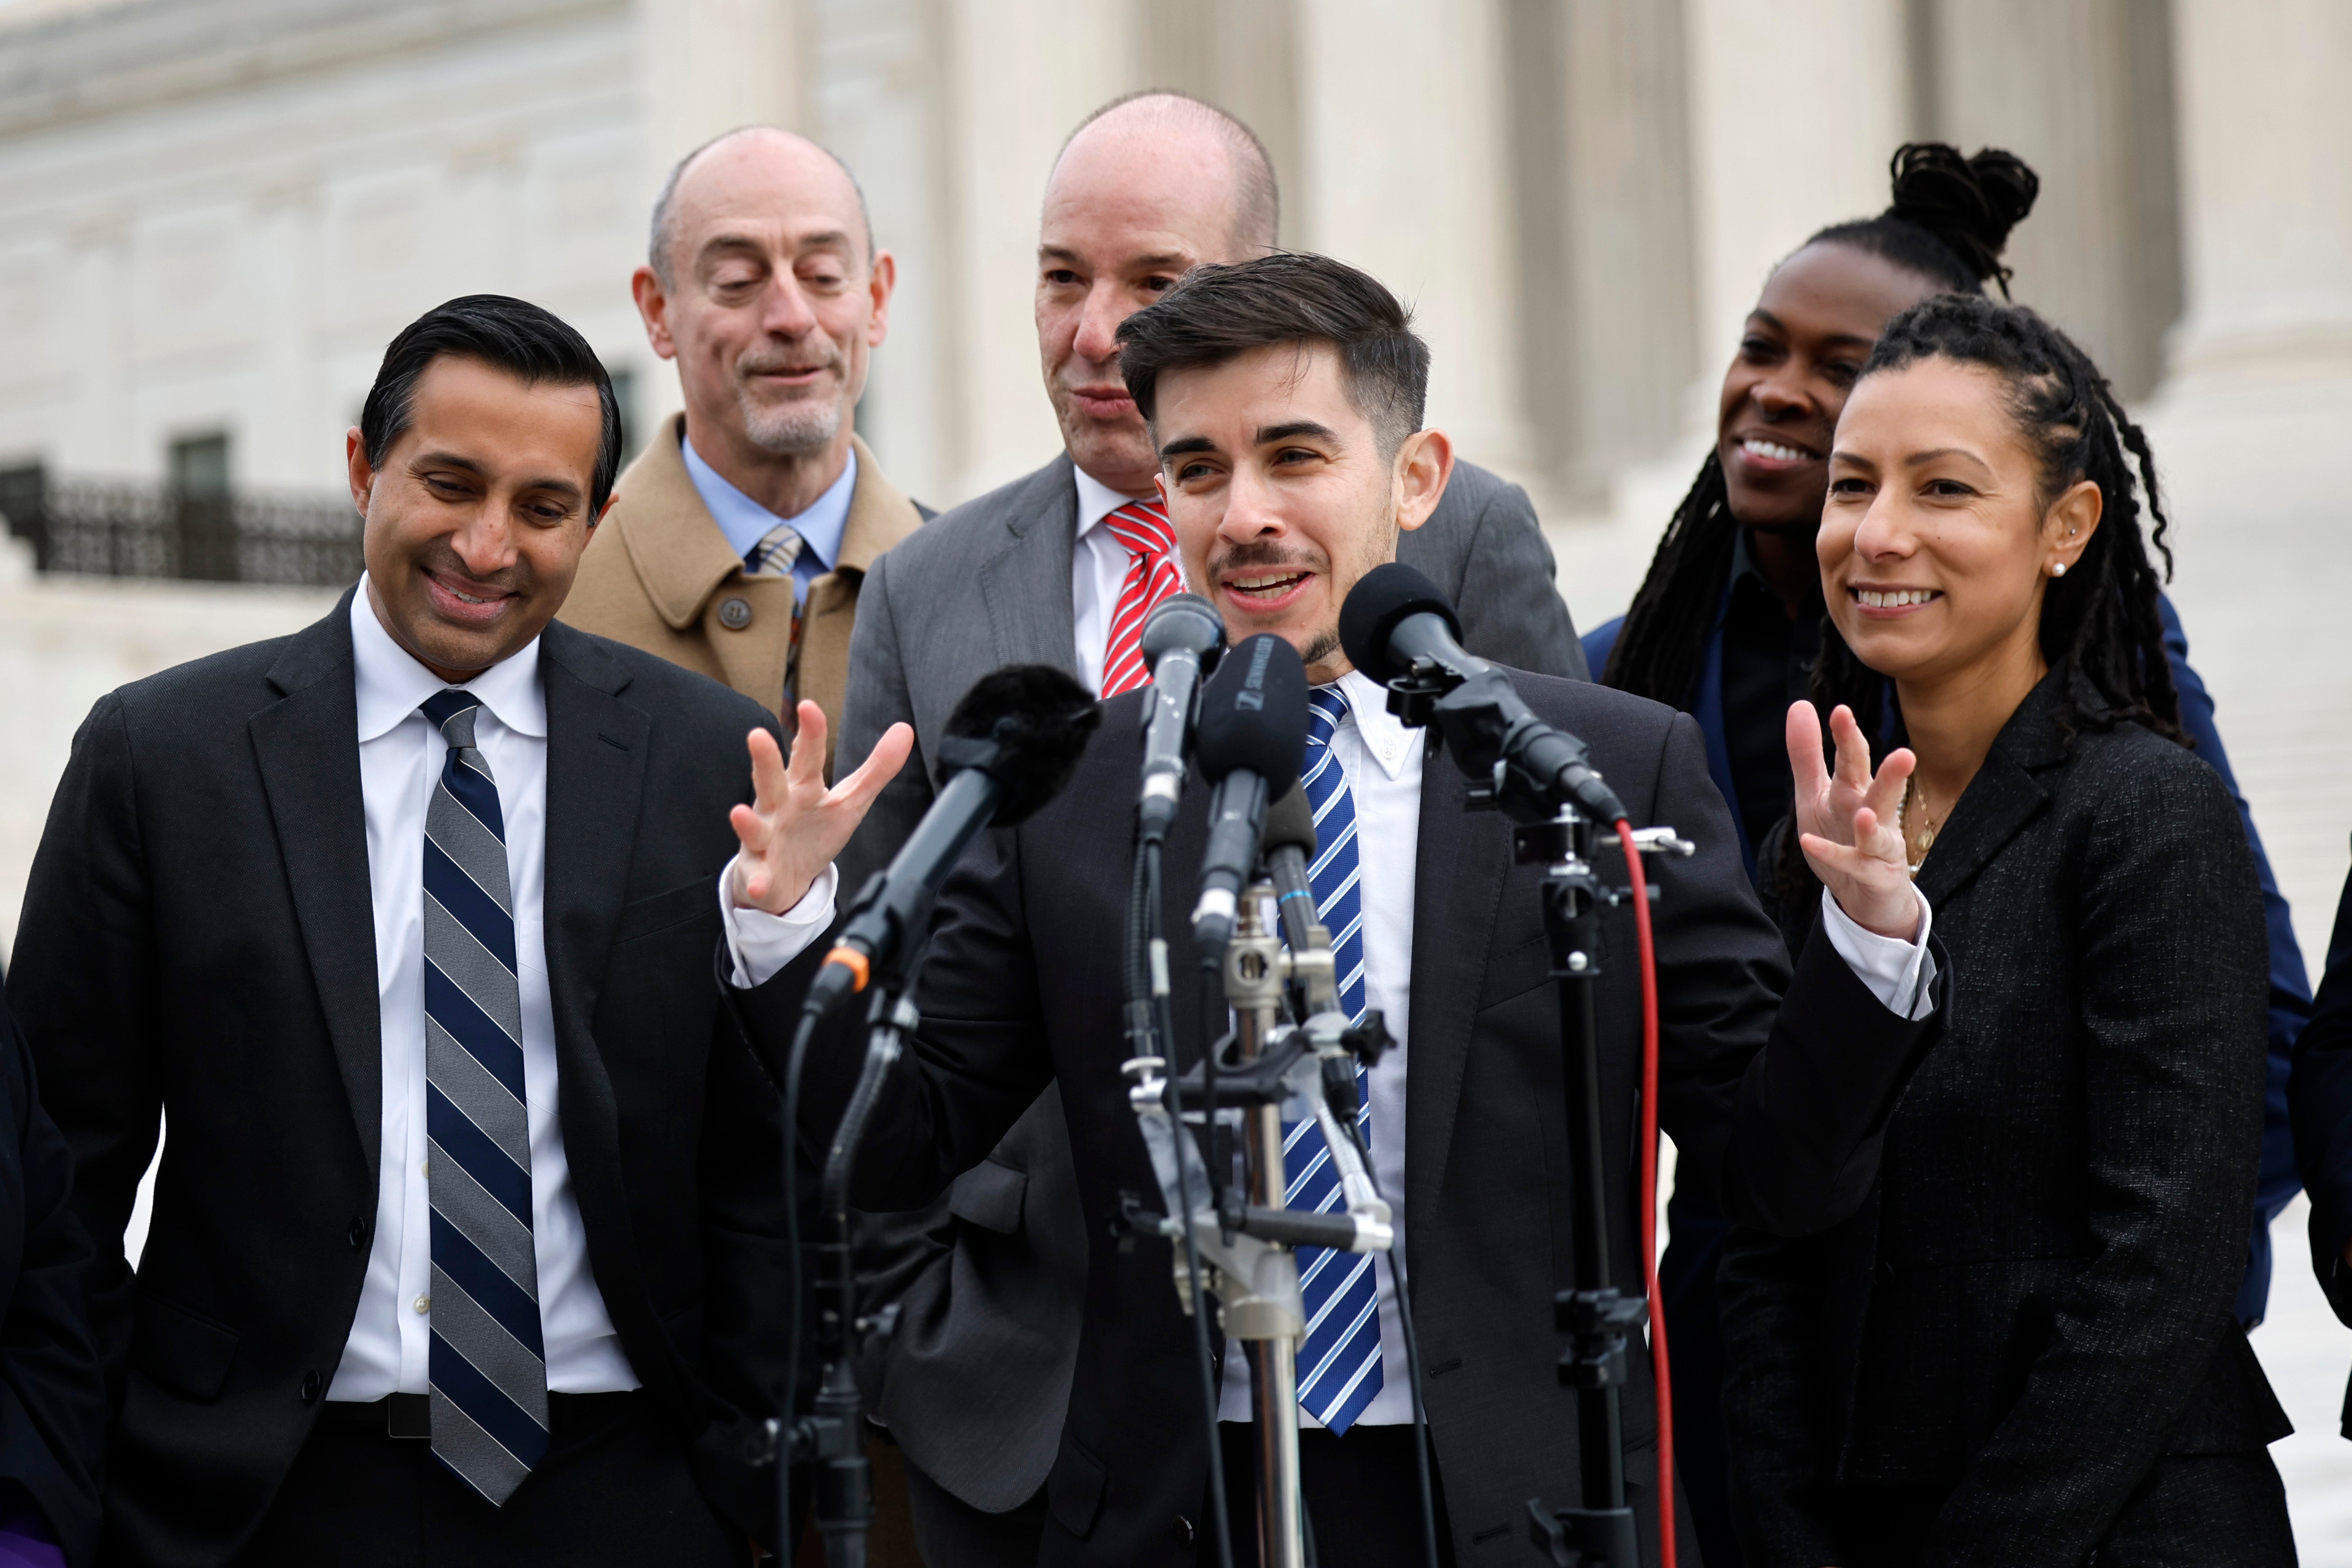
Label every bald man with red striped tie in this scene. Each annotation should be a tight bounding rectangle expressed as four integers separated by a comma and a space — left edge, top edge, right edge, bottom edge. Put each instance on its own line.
831, 90, 1586, 1566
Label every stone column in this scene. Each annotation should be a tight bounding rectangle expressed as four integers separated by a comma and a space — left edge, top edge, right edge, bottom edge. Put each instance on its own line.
2160, 0, 2352, 399
1921, 0, 2182, 400
1293, 0, 1537, 483
1681, 0, 1912, 394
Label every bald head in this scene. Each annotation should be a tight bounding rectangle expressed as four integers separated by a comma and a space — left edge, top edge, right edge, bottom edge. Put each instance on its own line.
1050, 91, 1278, 256
649, 126, 875, 289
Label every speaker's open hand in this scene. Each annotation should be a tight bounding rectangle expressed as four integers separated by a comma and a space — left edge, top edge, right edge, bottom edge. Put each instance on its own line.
1788, 700, 1919, 941
728, 702, 912, 915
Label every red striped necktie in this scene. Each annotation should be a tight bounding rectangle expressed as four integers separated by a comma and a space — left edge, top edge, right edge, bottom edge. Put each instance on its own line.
1098, 498, 1183, 697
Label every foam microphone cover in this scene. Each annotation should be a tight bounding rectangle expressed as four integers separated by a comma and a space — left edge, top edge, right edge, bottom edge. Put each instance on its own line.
1259, 782, 1316, 858
942, 664, 1102, 826
1194, 633, 1309, 802
1338, 562, 1463, 684
1139, 591, 1225, 670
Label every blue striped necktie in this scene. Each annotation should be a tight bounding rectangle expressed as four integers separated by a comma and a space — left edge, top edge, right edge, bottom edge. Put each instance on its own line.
419, 690, 549, 1504
1283, 685, 1385, 1433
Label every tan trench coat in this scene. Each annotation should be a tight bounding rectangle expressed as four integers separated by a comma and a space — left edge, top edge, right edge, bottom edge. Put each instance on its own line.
559, 415, 924, 777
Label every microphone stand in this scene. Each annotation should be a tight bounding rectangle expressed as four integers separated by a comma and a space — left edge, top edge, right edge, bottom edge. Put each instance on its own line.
1379, 660, 1689, 1568
1121, 878, 1394, 1568
752, 983, 915, 1568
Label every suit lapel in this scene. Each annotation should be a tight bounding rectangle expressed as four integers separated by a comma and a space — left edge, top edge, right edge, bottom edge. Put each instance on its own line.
1912, 679, 2069, 909
536, 625, 650, 1244
1404, 740, 1514, 1234
250, 592, 383, 1172
977, 457, 1082, 676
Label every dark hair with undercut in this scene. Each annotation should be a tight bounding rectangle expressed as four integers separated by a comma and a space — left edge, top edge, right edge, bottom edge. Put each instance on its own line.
1602, 143, 2040, 708
1114, 252, 1428, 458
360, 294, 624, 515
1775, 293, 2183, 889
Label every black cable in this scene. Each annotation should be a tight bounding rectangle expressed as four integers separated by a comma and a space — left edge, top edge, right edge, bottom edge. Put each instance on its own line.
1144, 839, 1237, 1568
781, 1004, 823, 1458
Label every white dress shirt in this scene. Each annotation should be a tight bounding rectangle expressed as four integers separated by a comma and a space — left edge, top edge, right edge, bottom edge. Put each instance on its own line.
332, 581, 833, 1400
1212, 669, 1939, 1426
1070, 466, 1160, 695
681, 432, 856, 608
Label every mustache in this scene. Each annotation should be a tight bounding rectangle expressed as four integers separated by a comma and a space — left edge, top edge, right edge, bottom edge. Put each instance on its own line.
1208, 541, 1321, 576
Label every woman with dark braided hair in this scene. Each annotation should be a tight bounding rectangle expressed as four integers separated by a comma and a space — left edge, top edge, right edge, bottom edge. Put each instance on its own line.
1718, 296, 2293, 1567
1583, 145, 2310, 1568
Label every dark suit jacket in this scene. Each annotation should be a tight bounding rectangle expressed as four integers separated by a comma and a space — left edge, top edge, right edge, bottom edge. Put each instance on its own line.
6, 593, 807, 1565
2288, 855, 2352, 1431
1718, 678, 2289, 1568
0, 985, 104, 1567
833, 452, 1590, 1510
796, 669, 1940, 1566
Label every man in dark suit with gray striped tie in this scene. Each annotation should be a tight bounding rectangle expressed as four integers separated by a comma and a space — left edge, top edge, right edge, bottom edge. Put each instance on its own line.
5, 295, 908, 1566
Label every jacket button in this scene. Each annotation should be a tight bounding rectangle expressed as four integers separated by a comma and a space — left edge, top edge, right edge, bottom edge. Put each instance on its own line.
348, 1217, 367, 1250
300, 1370, 322, 1403
718, 596, 753, 630
1171, 1514, 1195, 1547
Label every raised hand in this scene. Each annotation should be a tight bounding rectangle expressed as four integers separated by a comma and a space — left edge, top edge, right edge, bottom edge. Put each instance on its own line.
1786, 700, 1919, 941
728, 702, 913, 915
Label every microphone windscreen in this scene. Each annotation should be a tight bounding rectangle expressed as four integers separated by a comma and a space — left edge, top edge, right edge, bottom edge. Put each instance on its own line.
1195, 633, 1308, 801
1140, 592, 1225, 671
942, 664, 1103, 826
1259, 781, 1316, 858
1339, 562, 1461, 684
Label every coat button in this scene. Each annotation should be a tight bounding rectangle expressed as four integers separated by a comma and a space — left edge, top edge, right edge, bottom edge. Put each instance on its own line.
1171, 1514, 1195, 1547
301, 1370, 322, 1403
348, 1217, 367, 1250
718, 597, 753, 630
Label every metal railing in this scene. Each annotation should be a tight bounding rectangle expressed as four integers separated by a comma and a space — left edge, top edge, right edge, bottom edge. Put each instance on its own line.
0, 467, 362, 587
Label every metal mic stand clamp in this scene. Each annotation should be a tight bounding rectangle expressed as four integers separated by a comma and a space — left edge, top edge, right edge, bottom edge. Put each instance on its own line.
1119, 883, 1396, 1568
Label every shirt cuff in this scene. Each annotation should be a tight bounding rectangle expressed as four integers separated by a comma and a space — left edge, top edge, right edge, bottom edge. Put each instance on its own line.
720, 858, 838, 990
1818, 885, 1938, 1021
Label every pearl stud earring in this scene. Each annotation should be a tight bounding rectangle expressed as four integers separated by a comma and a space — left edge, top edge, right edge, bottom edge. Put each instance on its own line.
2051, 561, 2068, 577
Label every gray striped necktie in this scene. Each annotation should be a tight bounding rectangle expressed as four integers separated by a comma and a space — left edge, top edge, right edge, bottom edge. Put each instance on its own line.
419, 690, 549, 1504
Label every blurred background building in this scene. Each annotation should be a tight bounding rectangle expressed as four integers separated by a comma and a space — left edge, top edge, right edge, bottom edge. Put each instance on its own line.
0, 0, 2347, 1550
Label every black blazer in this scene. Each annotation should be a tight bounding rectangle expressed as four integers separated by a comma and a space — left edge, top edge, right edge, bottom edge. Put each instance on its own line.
797, 669, 1941, 1566
1719, 678, 2289, 1568
2288, 857, 2352, 1429
5, 593, 807, 1564
0, 984, 104, 1567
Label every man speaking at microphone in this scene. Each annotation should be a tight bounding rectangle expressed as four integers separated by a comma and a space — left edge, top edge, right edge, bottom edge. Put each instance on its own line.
782, 252, 1944, 1566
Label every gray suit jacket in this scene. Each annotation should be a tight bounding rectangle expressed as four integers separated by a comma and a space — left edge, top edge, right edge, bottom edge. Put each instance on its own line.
834, 450, 1585, 1510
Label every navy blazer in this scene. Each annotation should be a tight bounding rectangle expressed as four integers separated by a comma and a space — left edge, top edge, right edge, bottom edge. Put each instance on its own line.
1584, 591, 2311, 1322
2288, 858, 2352, 1434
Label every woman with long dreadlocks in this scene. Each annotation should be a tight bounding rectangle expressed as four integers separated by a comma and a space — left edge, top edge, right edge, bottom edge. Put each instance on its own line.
1714, 295, 2293, 1565
1583, 144, 2310, 1568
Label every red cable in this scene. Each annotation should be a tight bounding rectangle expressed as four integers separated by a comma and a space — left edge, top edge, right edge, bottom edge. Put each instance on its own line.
1616, 818, 1675, 1568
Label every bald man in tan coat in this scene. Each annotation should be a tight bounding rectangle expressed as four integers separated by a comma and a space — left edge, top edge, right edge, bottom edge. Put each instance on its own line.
560, 127, 929, 1564
564, 128, 929, 778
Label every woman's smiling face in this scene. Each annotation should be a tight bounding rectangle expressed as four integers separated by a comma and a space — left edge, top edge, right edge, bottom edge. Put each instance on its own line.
1716, 241, 1945, 533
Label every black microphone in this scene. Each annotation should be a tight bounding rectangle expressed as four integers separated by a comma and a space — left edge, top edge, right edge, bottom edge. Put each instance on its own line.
807, 665, 1100, 1013
1339, 562, 1630, 824
1189, 634, 1309, 956
1135, 593, 1226, 844
1259, 784, 1320, 959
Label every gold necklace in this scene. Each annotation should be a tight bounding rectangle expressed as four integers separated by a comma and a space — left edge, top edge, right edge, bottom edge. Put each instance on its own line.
1902, 775, 1944, 870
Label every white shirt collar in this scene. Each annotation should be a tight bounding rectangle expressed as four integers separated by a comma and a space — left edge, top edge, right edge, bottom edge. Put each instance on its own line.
1328, 668, 1418, 782
680, 430, 856, 571
1071, 464, 1156, 541
349, 574, 548, 743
